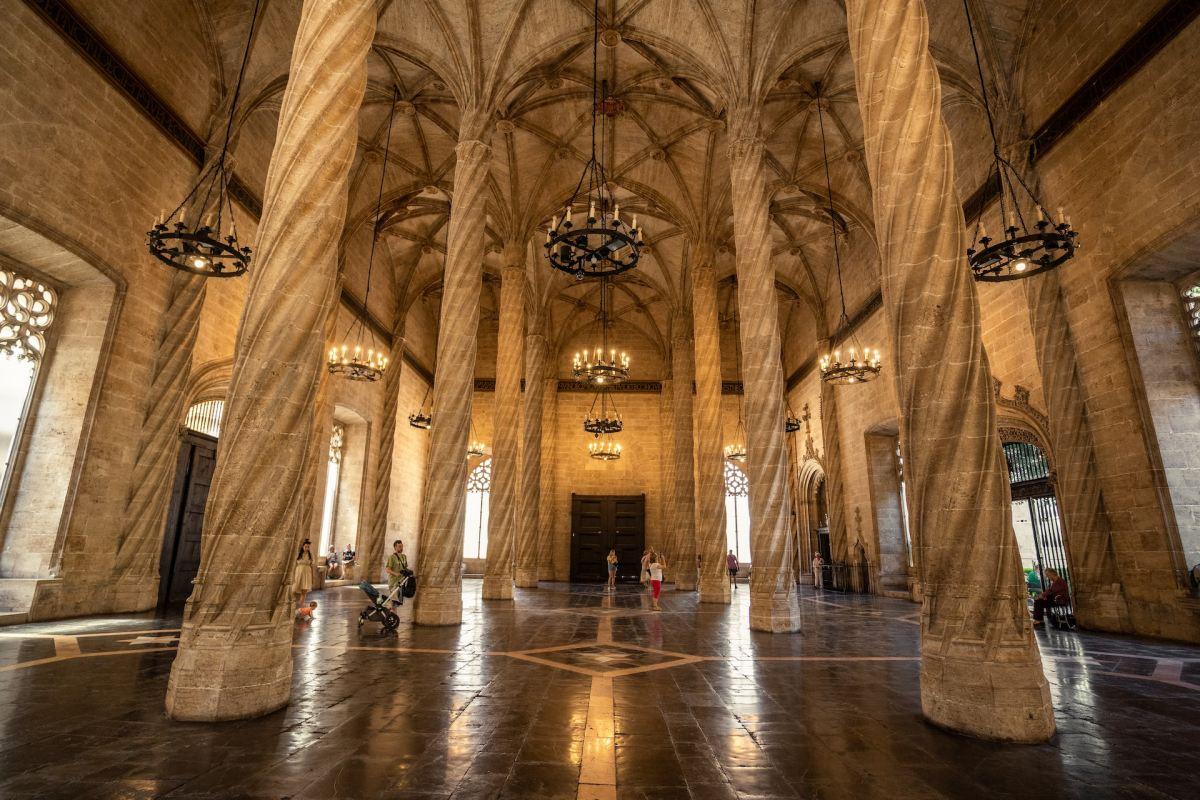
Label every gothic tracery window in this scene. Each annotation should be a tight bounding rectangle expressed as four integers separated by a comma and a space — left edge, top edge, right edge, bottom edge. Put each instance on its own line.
318, 424, 345, 554
724, 460, 751, 564
1181, 284, 1200, 360
0, 267, 58, 498
464, 458, 492, 560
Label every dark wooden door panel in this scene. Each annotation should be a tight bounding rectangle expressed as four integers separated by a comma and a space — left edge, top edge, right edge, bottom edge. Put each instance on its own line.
571, 494, 645, 583
159, 432, 218, 607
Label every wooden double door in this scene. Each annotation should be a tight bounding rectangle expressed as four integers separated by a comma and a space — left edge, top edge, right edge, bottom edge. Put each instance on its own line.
570, 494, 645, 583
157, 431, 218, 607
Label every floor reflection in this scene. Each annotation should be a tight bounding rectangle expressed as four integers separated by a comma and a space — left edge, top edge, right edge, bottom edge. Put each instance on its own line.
0, 580, 1196, 798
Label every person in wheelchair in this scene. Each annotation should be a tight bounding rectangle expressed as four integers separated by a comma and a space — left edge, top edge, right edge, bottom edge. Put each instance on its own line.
1031, 568, 1069, 627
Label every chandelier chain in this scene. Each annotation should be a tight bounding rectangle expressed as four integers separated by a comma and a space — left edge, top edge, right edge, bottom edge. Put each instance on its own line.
815, 93, 848, 326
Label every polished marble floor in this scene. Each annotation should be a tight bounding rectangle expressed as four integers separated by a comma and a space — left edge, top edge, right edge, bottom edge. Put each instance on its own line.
0, 580, 1198, 799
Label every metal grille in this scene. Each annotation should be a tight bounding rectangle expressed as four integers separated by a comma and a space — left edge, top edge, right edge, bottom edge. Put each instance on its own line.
1004, 441, 1073, 612
184, 400, 223, 438
1004, 441, 1050, 484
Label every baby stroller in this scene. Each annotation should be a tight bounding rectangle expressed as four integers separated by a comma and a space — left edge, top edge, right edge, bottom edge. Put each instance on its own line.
357, 573, 412, 632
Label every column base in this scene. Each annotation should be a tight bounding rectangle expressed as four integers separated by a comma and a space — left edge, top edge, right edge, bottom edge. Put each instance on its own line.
165, 618, 292, 721
513, 567, 539, 588
920, 643, 1055, 742
414, 584, 463, 625
1073, 584, 1132, 634
698, 577, 731, 604
108, 576, 160, 614
482, 575, 513, 600
749, 593, 802, 633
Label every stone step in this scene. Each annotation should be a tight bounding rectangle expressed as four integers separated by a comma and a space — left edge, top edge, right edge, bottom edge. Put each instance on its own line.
0, 611, 29, 627
0, 578, 40, 614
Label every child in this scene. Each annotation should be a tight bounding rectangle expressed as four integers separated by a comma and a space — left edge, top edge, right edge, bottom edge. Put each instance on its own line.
296, 600, 318, 621
648, 553, 665, 611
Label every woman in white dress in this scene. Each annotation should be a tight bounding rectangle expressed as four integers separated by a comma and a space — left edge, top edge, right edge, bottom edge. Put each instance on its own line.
293, 539, 315, 607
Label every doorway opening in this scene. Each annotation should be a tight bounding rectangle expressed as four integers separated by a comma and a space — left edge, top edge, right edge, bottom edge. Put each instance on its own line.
158, 401, 222, 607
1004, 440, 1072, 609
570, 494, 645, 583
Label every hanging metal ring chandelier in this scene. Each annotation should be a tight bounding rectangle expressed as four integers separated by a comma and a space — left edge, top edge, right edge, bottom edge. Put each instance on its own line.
409, 387, 432, 429
962, 0, 1078, 282
573, 275, 630, 386
588, 432, 623, 461
147, 0, 259, 278
583, 388, 623, 436
813, 89, 882, 386
543, 0, 642, 279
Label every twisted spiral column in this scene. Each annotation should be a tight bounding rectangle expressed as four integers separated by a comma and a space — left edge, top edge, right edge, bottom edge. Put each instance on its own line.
110, 267, 206, 610
727, 116, 801, 633
413, 121, 493, 625
1025, 271, 1130, 631
846, 0, 1053, 740
363, 326, 407, 583
515, 320, 546, 588
483, 259, 525, 599
165, 0, 376, 721
537, 376, 559, 580
691, 261, 730, 604
818, 338, 850, 566
671, 326, 698, 590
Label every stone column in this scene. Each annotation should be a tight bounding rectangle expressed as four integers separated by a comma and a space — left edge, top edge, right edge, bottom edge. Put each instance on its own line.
483, 256, 525, 599
671, 324, 698, 590
537, 376, 558, 580
165, 0, 376, 721
110, 267, 206, 611
363, 322, 407, 581
659, 376, 677, 582
515, 307, 546, 588
1025, 272, 1131, 631
691, 260, 730, 603
413, 113, 493, 625
845, 0, 1053, 740
818, 338, 850, 565
727, 111, 801, 633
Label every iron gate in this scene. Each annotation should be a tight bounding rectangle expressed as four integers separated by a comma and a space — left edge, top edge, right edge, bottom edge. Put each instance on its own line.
1004, 441, 1072, 610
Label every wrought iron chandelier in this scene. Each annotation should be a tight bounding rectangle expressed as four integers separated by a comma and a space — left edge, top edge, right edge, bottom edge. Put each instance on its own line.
467, 420, 487, 458
962, 0, 1077, 282
584, 389, 623, 436
329, 88, 401, 383
785, 403, 802, 434
573, 276, 630, 386
589, 433, 623, 461
409, 387, 432, 429
146, 0, 259, 277
543, 0, 642, 279
815, 92, 882, 386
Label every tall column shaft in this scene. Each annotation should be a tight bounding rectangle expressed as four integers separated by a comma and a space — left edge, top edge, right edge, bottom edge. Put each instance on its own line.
364, 326, 407, 582
727, 118, 801, 633
691, 262, 730, 603
846, 0, 1053, 740
671, 329, 698, 590
483, 260, 525, 599
659, 377, 677, 582
515, 317, 546, 587
537, 376, 558, 580
165, 0, 376, 721
818, 338, 850, 564
413, 119, 492, 625
111, 268, 206, 610
1025, 272, 1130, 631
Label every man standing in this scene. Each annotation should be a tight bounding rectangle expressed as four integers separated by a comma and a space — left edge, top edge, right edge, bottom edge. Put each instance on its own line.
385, 539, 409, 607
726, 550, 739, 590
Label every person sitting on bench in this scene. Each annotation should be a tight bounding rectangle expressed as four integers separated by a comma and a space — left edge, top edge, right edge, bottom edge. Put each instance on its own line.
1031, 568, 1069, 627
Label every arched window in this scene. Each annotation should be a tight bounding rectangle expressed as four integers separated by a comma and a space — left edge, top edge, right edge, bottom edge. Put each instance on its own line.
317, 424, 344, 555
464, 458, 492, 560
1182, 284, 1200, 357
724, 461, 751, 564
0, 268, 57, 499
184, 399, 223, 438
